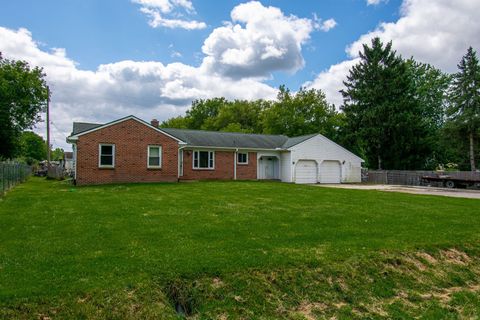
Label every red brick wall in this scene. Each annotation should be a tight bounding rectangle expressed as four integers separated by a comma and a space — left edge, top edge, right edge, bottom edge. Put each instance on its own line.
236, 152, 257, 180
181, 150, 235, 180
180, 150, 258, 180
75, 119, 179, 185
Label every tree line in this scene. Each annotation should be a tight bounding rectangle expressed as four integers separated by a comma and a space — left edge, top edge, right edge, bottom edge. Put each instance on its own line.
0, 53, 63, 164
161, 38, 480, 171
1, 37, 479, 170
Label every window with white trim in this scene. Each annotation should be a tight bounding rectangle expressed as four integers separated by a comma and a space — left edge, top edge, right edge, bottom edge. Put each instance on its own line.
237, 152, 248, 164
148, 145, 162, 168
99, 144, 115, 168
193, 150, 214, 169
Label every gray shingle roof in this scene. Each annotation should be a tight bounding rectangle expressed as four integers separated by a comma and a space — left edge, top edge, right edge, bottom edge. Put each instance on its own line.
281, 134, 318, 149
70, 118, 319, 150
162, 128, 289, 149
72, 122, 102, 135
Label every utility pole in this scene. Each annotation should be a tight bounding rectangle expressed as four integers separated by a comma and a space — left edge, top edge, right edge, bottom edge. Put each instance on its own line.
46, 86, 51, 169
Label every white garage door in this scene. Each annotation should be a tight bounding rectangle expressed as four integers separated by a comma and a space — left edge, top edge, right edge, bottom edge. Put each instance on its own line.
320, 160, 341, 183
295, 160, 318, 184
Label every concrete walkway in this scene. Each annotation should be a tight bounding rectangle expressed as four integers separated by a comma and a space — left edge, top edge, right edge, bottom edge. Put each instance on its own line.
316, 184, 480, 199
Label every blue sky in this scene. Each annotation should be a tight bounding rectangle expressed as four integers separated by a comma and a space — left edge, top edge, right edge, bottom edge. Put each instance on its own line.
0, 0, 478, 149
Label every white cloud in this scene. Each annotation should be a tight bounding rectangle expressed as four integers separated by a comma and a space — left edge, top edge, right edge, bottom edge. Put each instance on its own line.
132, 0, 195, 14
312, 14, 337, 32
0, 26, 276, 149
348, 0, 480, 72
319, 18, 337, 32
201, 1, 316, 79
168, 44, 182, 58
132, 0, 174, 13
139, 7, 206, 30
305, 59, 359, 107
133, 0, 206, 30
307, 0, 480, 107
2, 1, 326, 149
367, 0, 387, 5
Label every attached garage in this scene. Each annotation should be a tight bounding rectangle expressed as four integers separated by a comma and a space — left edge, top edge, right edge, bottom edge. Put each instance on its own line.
294, 160, 318, 184
319, 160, 341, 183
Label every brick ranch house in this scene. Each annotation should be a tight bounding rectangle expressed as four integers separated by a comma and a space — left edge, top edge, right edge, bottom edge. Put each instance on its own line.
66, 115, 363, 186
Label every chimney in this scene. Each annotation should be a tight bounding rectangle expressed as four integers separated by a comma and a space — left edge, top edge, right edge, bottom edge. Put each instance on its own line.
151, 119, 159, 128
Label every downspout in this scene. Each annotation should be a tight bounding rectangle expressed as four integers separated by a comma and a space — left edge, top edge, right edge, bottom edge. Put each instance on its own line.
73, 143, 77, 181
234, 148, 238, 180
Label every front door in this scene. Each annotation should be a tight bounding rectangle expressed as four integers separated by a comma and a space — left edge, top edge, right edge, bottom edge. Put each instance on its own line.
264, 157, 275, 179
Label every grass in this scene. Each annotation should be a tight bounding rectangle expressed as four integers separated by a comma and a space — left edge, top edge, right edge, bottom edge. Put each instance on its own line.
1, 177, 480, 318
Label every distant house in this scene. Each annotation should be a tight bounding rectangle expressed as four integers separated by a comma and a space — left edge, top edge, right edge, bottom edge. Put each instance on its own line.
66, 115, 363, 186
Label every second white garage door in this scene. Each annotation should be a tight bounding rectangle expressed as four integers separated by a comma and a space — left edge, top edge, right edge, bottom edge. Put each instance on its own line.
320, 160, 341, 183
295, 160, 318, 184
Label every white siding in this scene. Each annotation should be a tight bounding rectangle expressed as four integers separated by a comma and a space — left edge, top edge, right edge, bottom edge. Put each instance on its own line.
280, 151, 292, 182
290, 135, 363, 183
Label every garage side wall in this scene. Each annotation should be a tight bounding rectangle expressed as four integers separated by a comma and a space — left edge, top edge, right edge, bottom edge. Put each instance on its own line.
290, 135, 363, 183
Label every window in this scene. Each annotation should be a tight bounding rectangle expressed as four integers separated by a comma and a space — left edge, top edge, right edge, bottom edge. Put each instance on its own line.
193, 150, 214, 169
99, 144, 115, 168
237, 152, 248, 164
148, 145, 162, 168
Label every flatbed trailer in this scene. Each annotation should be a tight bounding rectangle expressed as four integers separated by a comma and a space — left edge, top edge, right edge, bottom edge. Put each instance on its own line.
422, 175, 480, 189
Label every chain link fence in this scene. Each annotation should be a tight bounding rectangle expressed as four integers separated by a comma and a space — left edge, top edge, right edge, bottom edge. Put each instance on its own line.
1, 162, 32, 195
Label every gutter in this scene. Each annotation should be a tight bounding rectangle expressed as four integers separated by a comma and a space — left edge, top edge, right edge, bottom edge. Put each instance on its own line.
181, 145, 287, 152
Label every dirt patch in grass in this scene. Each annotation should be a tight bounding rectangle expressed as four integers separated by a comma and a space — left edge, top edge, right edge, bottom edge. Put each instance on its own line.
441, 248, 471, 265
416, 252, 438, 265
293, 301, 328, 320
420, 284, 480, 304
211, 277, 225, 289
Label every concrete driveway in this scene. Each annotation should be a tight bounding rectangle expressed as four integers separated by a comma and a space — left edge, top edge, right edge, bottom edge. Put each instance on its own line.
316, 184, 480, 199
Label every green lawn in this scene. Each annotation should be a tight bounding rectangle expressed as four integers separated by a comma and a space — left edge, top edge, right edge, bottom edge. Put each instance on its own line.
1, 178, 480, 319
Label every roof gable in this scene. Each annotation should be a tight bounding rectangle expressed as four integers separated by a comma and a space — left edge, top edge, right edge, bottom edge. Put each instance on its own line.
72, 122, 102, 135
67, 115, 185, 143
287, 133, 364, 162
281, 134, 317, 149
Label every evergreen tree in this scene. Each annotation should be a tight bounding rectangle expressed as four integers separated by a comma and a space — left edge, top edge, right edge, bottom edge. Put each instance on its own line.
448, 47, 480, 171
407, 60, 452, 169
341, 38, 429, 170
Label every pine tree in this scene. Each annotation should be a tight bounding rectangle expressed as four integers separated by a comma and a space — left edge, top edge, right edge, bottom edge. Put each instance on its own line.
448, 47, 480, 171
341, 38, 429, 170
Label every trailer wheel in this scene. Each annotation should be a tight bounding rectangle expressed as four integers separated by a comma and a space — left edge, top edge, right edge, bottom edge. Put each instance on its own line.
445, 180, 455, 188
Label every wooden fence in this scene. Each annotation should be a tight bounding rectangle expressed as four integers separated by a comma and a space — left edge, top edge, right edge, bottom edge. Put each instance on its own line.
363, 170, 480, 187
0, 162, 31, 195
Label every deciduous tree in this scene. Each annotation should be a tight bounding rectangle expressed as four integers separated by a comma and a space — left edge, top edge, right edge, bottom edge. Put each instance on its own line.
19, 131, 47, 164
0, 53, 49, 158
262, 86, 340, 138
